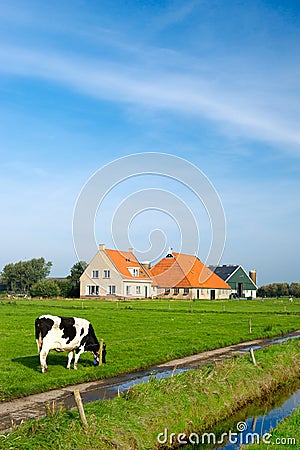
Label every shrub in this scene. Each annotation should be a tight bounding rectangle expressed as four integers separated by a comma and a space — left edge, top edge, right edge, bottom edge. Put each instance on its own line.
55, 280, 74, 298
30, 280, 60, 298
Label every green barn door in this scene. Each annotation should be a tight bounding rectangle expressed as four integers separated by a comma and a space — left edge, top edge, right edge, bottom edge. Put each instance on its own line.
238, 283, 243, 297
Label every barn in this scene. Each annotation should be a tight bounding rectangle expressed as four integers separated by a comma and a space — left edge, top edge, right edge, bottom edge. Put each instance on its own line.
209, 265, 257, 299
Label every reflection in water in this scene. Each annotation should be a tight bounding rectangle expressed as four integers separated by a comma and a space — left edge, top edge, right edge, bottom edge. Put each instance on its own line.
79, 366, 191, 403
183, 382, 300, 449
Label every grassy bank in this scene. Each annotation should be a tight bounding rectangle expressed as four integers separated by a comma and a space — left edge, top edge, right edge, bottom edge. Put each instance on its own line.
244, 407, 300, 449
0, 297, 299, 401
1, 339, 299, 449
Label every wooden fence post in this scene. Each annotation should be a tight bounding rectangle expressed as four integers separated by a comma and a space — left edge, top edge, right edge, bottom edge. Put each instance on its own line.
99, 338, 104, 365
248, 318, 252, 334
74, 389, 88, 429
250, 348, 257, 366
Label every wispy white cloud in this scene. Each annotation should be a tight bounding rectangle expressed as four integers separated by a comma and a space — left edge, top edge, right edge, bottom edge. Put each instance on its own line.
0, 42, 299, 155
2, 161, 49, 178
152, 0, 200, 32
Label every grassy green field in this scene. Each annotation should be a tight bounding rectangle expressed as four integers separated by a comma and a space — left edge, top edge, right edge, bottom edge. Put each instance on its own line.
0, 297, 299, 401
1, 339, 299, 449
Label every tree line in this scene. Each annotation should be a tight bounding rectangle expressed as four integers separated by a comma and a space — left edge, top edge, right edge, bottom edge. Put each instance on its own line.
1, 257, 300, 299
0, 258, 87, 298
257, 282, 300, 298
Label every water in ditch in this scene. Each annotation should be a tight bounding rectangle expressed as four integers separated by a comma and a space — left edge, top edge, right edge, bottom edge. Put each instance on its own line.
69, 331, 300, 406
182, 381, 300, 449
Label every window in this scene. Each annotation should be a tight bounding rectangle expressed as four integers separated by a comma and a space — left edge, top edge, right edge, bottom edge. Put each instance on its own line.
87, 285, 99, 295
128, 267, 139, 277
92, 270, 99, 278
183, 288, 189, 295
173, 288, 179, 295
136, 286, 141, 294
108, 285, 116, 295
164, 288, 170, 295
102, 270, 110, 279
126, 285, 132, 296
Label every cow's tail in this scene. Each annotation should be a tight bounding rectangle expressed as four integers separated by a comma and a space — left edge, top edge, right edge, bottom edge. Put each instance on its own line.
35, 318, 42, 353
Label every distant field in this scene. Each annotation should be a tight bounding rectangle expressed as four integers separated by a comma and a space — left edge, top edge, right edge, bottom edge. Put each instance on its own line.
0, 297, 299, 402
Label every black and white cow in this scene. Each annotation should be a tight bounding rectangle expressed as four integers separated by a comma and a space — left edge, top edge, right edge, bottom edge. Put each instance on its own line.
35, 315, 106, 373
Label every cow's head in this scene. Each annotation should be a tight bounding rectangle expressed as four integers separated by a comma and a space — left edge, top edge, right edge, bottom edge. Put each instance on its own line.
93, 343, 106, 366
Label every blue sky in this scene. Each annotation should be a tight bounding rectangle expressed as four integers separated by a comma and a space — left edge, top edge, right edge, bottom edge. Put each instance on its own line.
1, 0, 300, 285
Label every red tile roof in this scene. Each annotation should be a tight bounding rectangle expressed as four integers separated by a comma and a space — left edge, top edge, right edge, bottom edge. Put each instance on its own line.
149, 252, 230, 289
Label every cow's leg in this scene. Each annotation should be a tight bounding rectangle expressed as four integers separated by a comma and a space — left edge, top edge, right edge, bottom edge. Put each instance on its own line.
73, 347, 85, 370
67, 350, 74, 369
36, 339, 42, 353
39, 347, 49, 373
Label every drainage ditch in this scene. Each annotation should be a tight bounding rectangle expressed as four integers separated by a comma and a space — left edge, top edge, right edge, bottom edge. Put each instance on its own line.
183, 381, 300, 449
1, 330, 299, 434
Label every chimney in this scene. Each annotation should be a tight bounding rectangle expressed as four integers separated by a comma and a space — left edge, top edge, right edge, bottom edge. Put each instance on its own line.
99, 244, 105, 251
129, 247, 134, 254
249, 270, 257, 285
142, 262, 151, 270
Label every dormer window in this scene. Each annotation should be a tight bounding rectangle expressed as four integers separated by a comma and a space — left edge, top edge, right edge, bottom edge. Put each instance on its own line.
166, 246, 174, 258
128, 267, 139, 277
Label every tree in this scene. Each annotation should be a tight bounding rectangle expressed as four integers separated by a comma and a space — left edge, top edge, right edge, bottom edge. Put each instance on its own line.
257, 282, 293, 298
289, 282, 300, 298
1, 257, 52, 293
56, 280, 74, 298
27, 258, 52, 286
67, 261, 88, 298
276, 282, 289, 297
30, 280, 60, 298
1, 263, 17, 291
68, 261, 88, 285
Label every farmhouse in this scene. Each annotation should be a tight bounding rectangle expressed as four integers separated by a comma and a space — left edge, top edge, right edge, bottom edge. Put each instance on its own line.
209, 265, 257, 299
80, 245, 231, 300
80, 244, 152, 298
149, 251, 231, 300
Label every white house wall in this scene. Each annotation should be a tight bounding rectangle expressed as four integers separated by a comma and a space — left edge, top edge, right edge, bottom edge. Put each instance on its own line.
80, 250, 123, 297
80, 250, 153, 298
152, 287, 231, 300
123, 280, 152, 298
231, 288, 257, 299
